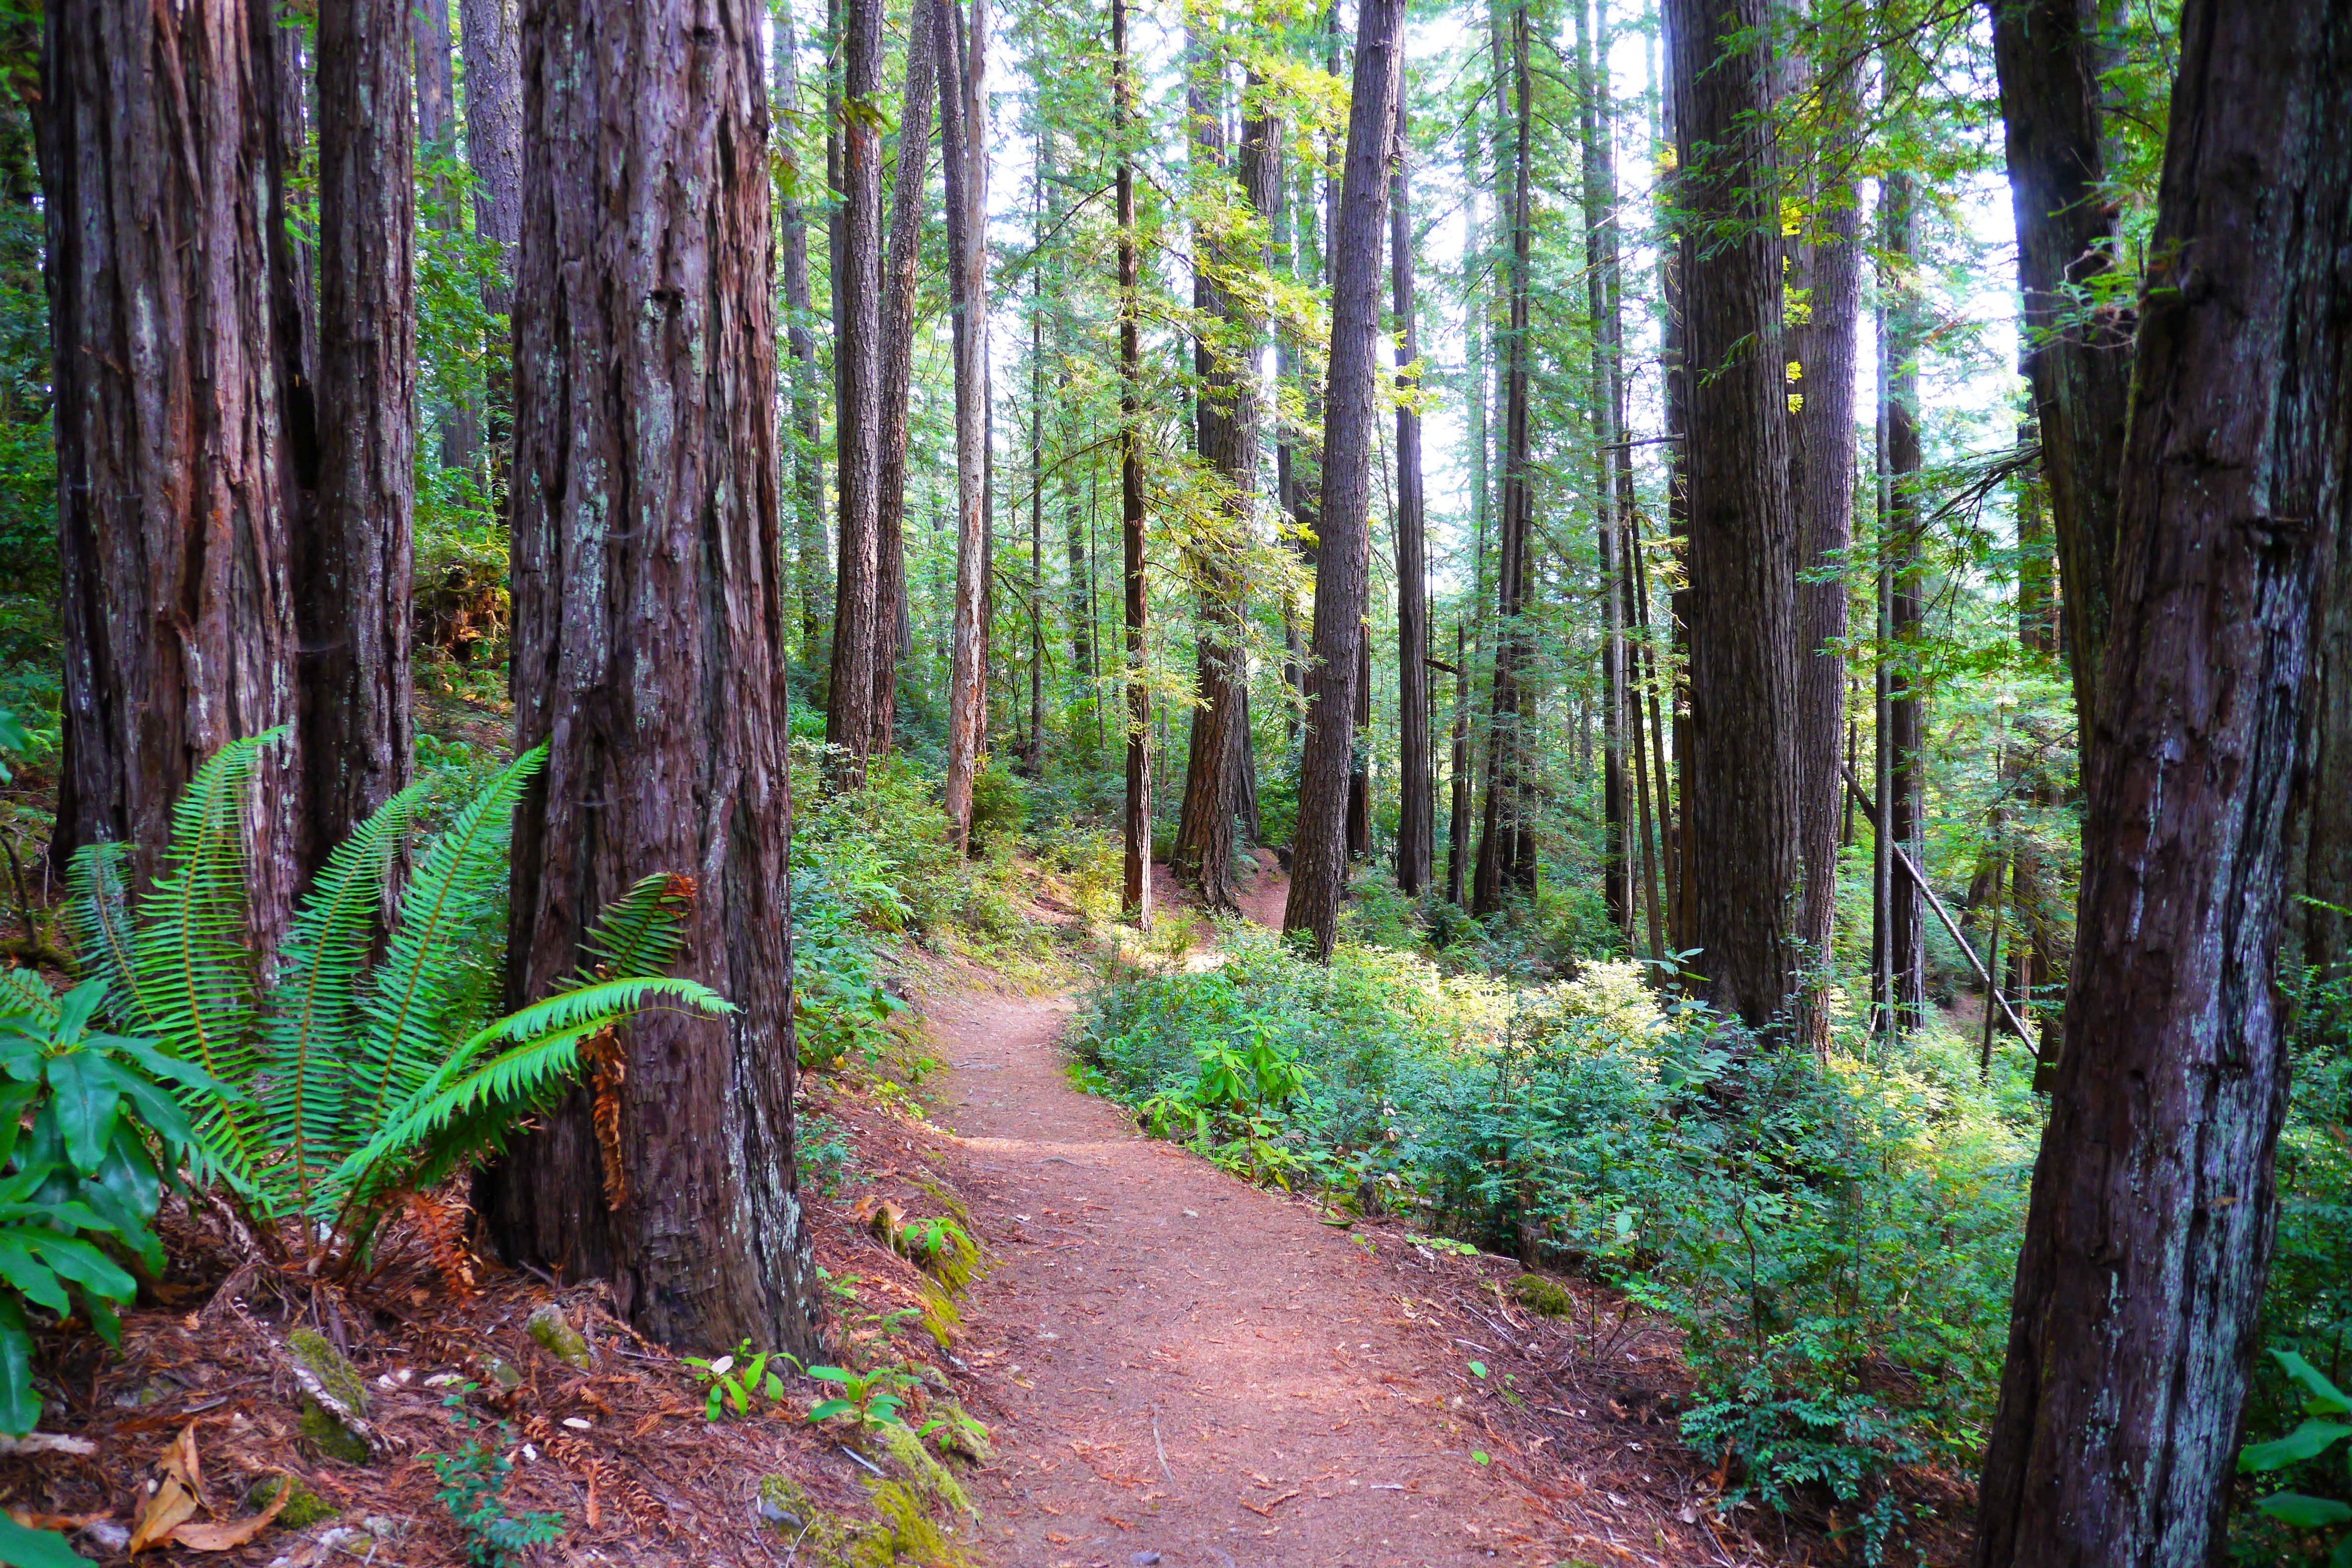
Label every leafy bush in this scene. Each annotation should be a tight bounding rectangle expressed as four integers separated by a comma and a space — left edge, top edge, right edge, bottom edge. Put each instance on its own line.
67, 730, 728, 1270
1074, 930, 2033, 1548
0, 976, 209, 1434
2236, 1348, 2352, 1566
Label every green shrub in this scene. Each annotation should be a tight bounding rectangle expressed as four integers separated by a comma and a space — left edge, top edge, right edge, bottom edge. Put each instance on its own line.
967, 766, 1028, 851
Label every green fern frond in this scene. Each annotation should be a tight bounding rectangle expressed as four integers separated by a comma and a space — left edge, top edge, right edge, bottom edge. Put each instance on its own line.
260, 780, 431, 1214
0, 967, 55, 1025
351, 748, 545, 1144
124, 731, 285, 1192
61, 843, 136, 1014
463, 975, 734, 1058
576, 875, 691, 981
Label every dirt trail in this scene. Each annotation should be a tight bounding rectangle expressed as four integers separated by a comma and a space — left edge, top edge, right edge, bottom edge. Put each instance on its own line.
931, 858, 1559, 1568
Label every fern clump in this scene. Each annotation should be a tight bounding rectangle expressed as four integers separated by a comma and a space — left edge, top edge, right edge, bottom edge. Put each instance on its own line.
68, 730, 730, 1272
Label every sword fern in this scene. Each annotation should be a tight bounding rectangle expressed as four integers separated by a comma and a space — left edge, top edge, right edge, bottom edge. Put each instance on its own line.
66, 731, 731, 1270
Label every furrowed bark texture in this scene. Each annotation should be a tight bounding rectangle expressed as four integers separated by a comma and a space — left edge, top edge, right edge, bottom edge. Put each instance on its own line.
44, 0, 298, 939
1115, 0, 1151, 927
1971, 1, 2352, 1560
1794, 52, 1862, 1037
939, 0, 989, 847
1283, 0, 1404, 959
1173, 51, 1278, 913
824, 0, 885, 789
874, 1, 939, 751
1987, 0, 2132, 725
481, 0, 820, 1356
307, 0, 418, 871
1391, 108, 1432, 897
1667, 0, 1800, 1028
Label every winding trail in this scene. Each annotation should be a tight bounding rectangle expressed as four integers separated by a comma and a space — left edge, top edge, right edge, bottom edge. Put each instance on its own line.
931, 857, 1556, 1567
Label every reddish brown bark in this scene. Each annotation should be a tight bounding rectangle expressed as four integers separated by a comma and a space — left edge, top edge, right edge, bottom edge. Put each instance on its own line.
824, 0, 885, 789
306, 0, 417, 870
478, 0, 819, 1355
874, 2, 939, 750
1283, 0, 1405, 958
1115, 0, 1151, 927
1391, 108, 1431, 897
44, 0, 298, 938
1973, 1, 2352, 1560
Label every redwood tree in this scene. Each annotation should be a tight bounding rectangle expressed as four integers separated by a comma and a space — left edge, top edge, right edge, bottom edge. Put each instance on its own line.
43, 0, 299, 936
939, 0, 991, 847
479, 0, 821, 1355
1666, 0, 1800, 1028
1283, 0, 1404, 958
306, 0, 417, 868
1971, 2, 2352, 1559
1115, 0, 1152, 927
1391, 108, 1432, 896
824, 0, 886, 789
874, 0, 939, 749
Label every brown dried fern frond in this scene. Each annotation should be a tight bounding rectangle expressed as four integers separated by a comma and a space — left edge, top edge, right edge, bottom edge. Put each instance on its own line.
404, 1190, 476, 1298
581, 1028, 630, 1210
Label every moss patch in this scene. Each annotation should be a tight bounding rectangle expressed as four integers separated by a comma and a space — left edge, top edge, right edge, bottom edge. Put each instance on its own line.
1513, 1272, 1575, 1318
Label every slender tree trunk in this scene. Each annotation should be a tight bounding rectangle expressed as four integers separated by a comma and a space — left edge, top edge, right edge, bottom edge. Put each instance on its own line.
1115, 0, 1151, 926
1884, 167, 1928, 1026
823, 0, 884, 787
1391, 110, 1431, 896
460, 0, 521, 479
1447, 623, 1470, 905
1987, 0, 2133, 725
1283, 0, 1404, 958
1580, 0, 1629, 943
771, 1, 829, 656
939, 0, 989, 847
1794, 38, 1863, 1044
414, 0, 476, 474
1972, 4, 2352, 1556
874, 1, 938, 750
1666, 0, 1800, 1029
479, 0, 819, 1357
1660, 51, 1695, 960
307, 0, 417, 869
44, 0, 299, 945
1472, 2, 1536, 916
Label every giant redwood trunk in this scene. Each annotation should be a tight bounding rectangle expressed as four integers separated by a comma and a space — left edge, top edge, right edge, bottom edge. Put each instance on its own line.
478, 0, 821, 1356
1666, 0, 1800, 1029
44, 0, 298, 936
1988, 0, 2134, 726
1971, 1, 2352, 1559
824, 0, 886, 789
306, 0, 417, 870
1283, 0, 1404, 959
771, 1, 830, 654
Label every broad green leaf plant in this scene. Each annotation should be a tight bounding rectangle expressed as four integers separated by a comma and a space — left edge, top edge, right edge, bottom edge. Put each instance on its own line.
2239, 1348, 2352, 1566
65, 730, 731, 1273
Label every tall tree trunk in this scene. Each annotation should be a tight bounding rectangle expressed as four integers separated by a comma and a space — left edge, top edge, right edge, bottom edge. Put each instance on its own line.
307, 0, 417, 870
1391, 109, 1431, 896
874, 1, 939, 750
824, 0, 884, 787
1580, 0, 1629, 943
479, 0, 820, 1357
1666, 0, 1800, 1029
460, 0, 522, 476
1971, 3, 2352, 1556
1115, 0, 1151, 927
1793, 32, 1863, 1044
1282, 0, 1404, 958
1472, 2, 1536, 916
1883, 167, 1928, 1026
939, 0, 989, 847
1447, 623, 1470, 905
772, 1, 830, 655
1987, 0, 2133, 725
1173, 39, 1277, 911
1659, 43, 1695, 958
44, 0, 299, 945
262, 15, 321, 791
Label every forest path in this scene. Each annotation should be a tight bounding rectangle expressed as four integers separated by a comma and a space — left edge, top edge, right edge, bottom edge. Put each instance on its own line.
929, 870, 1557, 1567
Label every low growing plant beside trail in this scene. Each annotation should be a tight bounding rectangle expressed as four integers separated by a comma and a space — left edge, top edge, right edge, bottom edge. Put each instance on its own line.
1075, 921, 2035, 1551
